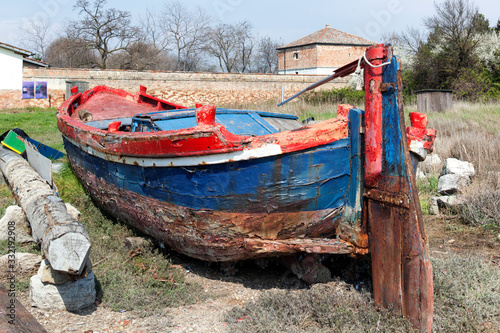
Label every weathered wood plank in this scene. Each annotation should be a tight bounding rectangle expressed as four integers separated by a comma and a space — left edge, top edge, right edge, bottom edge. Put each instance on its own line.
0, 283, 47, 333
0, 146, 90, 274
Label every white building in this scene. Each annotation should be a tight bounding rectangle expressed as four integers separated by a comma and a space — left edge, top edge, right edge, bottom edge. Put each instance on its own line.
0, 42, 48, 90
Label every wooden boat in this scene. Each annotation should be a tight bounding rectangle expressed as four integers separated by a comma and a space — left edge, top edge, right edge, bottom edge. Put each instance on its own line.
57, 44, 434, 331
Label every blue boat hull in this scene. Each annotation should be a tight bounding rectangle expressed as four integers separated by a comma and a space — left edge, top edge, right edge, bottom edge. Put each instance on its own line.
62, 109, 365, 261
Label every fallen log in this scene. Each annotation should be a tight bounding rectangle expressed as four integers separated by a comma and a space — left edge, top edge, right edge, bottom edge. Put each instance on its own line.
0, 146, 90, 275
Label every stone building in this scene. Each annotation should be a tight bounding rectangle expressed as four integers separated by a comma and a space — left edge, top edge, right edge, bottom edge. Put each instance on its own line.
277, 25, 373, 75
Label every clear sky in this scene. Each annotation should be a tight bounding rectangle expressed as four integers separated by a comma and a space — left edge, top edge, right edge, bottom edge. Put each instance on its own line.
0, 0, 499, 49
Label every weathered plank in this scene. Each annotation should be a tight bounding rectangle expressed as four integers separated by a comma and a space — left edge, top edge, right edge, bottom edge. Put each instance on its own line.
0, 147, 90, 274
364, 45, 433, 332
0, 283, 47, 333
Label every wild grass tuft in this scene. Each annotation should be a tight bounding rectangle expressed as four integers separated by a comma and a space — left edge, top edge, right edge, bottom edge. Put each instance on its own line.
432, 254, 500, 332
224, 254, 500, 333
458, 190, 500, 230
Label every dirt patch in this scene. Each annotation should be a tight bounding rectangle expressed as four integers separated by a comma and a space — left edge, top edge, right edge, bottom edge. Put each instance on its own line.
426, 215, 500, 263
7, 214, 499, 332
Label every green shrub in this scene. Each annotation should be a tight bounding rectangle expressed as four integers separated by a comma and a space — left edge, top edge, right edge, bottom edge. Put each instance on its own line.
303, 87, 365, 108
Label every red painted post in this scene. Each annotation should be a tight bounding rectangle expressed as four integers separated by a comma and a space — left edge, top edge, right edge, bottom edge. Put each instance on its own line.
363, 44, 387, 187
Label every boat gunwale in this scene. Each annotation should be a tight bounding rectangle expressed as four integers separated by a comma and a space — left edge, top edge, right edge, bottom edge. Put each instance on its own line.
57, 88, 350, 160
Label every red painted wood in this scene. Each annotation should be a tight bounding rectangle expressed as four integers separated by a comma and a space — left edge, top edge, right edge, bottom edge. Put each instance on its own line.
363, 44, 386, 187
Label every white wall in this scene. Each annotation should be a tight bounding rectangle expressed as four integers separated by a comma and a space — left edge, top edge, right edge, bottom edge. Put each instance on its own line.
0, 47, 24, 90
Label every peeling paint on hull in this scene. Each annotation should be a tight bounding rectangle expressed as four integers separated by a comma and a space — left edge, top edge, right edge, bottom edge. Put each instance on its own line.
69, 160, 356, 261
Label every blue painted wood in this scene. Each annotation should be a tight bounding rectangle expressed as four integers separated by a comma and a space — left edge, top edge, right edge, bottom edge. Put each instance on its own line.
136, 109, 298, 121
154, 117, 197, 131
382, 56, 403, 176
25, 137, 65, 160
343, 108, 364, 226
64, 137, 353, 213
147, 110, 294, 135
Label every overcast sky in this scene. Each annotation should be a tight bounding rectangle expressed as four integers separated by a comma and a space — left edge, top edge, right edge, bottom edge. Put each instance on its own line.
1, 0, 499, 50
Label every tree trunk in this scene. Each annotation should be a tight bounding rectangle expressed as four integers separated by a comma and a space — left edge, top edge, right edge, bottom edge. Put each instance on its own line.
0, 147, 90, 275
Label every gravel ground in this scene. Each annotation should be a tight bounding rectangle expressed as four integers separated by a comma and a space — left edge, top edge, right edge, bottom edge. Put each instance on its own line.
15, 258, 303, 333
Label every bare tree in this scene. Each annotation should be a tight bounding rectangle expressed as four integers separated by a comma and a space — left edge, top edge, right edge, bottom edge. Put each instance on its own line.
70, 0, 139, 69
20, 18, 54, 60
107, 42, 176, 70
254, 36, 281, 73
206, 21, 255, 73
161, 1, 210, 71
107, 8, 175, 71
45, 37, 97, 68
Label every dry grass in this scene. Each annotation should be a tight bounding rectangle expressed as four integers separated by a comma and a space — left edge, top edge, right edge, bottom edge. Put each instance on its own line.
413, 101, 500, 228
224, 254, 500, 333
224, 280, 414, 333
222, 98, 344, 122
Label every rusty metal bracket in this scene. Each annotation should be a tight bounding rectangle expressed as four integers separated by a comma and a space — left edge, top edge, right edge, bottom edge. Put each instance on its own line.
380, 82, 397, 93
364, 188, 410, 208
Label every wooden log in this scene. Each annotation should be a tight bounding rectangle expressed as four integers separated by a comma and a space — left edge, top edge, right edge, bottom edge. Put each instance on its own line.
0, 147, 90, 275
0, 283, 47, 333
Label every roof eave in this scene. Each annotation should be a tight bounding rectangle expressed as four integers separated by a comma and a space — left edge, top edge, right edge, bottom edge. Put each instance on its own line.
23, 58, 49, 67
277, 42, 374, 50
0, 44, 32, 56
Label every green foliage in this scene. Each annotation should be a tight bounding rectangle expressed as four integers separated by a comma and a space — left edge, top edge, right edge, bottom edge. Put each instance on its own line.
401, 0, 500, 102
303, 87, 365, 108
452, 64, 500, 101
0, 109, 63, 151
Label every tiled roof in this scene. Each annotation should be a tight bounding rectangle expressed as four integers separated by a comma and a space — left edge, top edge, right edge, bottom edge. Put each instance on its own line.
277, 25, 374, 49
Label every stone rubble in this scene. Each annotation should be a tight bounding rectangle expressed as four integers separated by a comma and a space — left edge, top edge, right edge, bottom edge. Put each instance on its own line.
30, 268, 96, 311
430, 158, 475, 214
0, 205, 34, 243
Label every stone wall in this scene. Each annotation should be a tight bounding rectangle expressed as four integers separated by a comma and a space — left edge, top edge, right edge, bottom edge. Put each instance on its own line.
0, 68, 348, 110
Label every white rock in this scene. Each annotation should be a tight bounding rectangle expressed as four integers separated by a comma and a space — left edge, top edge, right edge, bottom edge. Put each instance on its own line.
435, 195, 466, 212
442, 158, 475, 177
420, 154, 442, 173
38, 258, 92, 285
65, 203, 81, 221
416, 167, 426, 180
0, 205, 34, 243
429, 197, 440, 215
30, 270, 96, 311
0, 253, 42, 280
437, 174, 471, 195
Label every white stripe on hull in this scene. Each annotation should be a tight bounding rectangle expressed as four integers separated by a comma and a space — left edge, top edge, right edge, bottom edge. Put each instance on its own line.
64, 136, 283, 167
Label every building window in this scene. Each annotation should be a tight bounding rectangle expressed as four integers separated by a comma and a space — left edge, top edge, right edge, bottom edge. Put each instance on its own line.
293, 52, 299, 60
